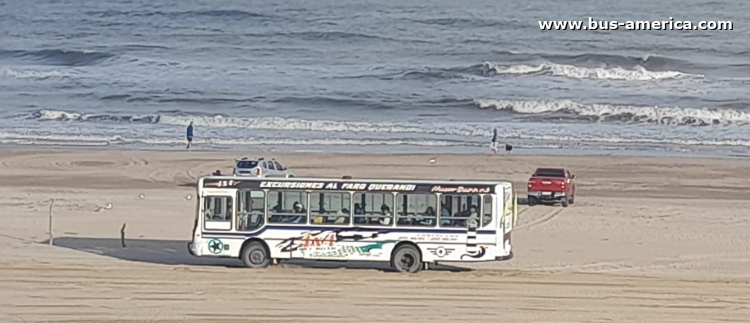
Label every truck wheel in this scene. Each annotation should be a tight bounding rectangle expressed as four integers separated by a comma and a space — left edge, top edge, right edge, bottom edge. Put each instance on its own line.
240, 241, 270, 268
391, 244, 422, 273
527, 196, 536, 206
569, 195, 575, 205
561, 199, 569, 208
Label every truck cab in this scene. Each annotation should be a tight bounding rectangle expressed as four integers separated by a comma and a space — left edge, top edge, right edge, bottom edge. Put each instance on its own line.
527, 167, 576, 207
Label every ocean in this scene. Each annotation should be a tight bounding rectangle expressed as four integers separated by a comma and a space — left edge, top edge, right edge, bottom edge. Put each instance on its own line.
2, 0, 749, 156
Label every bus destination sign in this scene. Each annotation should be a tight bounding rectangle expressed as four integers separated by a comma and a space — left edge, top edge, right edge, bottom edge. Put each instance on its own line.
259, 181, 417, 191
203, 179, 496, 194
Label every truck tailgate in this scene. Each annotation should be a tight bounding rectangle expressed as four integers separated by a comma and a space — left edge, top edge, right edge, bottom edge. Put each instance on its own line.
528, 177, 566, 191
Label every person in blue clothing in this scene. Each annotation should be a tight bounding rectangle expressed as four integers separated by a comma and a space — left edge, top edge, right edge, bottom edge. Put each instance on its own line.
186, 122, 194, 150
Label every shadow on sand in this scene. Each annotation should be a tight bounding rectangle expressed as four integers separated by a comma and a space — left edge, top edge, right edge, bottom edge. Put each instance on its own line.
52, 236, 470, 272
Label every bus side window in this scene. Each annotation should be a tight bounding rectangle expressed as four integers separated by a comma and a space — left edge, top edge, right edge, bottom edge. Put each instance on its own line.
310, 192, 351, 225
440, 194, 480, 227
267, 190, 308, 224
237, 190, 265, 231
481, 195, 492, 227
396, 194, 437, 227
353, 192, 394, 226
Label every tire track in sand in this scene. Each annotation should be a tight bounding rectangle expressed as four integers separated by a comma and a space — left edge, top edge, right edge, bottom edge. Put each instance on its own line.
515, 207, 564, 231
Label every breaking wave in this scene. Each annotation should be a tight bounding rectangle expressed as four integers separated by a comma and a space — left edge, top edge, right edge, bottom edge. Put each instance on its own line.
475, 99, 750, 126
9, 109, 750, 150
2, 69, 77, 79
23, 100, 750, 132
357, 58, 703, 82
478, 62, 702, 81
20, 109, 490, 137
27, 110, 161, 124
484, 51, 695, 71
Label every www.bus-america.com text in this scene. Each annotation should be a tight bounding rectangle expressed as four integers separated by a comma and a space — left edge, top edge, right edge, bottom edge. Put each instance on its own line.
539, 17, 733, 31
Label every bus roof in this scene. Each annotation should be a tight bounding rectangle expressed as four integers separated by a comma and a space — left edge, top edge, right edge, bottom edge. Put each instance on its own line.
199, 176, 513, 195
200, 175, 512, 185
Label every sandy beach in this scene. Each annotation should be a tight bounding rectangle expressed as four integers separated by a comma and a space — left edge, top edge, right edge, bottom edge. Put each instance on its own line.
1, 148, 749, 323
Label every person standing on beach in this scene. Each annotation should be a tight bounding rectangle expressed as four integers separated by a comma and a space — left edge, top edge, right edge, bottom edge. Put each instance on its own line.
186, 122, 194, 150
490, 128, 499, 154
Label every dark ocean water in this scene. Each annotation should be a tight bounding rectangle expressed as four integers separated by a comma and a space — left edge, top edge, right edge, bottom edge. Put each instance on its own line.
1, 0, 749, 155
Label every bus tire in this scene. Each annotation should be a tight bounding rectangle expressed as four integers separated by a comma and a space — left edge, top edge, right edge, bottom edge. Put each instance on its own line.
240, 241, 270, 268
391, 244, 422, 273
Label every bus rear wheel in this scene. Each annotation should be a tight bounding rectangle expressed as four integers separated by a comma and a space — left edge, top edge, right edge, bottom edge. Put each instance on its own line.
241, 241, 270, 268
391, 244, 422, 273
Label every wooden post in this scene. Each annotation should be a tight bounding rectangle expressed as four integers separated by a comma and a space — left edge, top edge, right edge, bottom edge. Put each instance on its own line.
48, 199, 55, 246
120, 223, 127, 248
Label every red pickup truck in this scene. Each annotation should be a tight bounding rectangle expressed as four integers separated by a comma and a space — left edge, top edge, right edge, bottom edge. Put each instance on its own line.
527, 167, 576, 207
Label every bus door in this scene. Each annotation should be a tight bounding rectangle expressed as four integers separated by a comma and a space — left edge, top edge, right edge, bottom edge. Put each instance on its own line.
497, 187, 514, 252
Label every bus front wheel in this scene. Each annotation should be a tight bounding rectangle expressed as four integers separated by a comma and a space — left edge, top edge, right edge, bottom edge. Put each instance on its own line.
241, 241, 270, 268
391, 244, 422, 273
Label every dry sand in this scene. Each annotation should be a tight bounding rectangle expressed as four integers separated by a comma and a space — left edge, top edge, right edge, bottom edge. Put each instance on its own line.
1, 148, 749, 322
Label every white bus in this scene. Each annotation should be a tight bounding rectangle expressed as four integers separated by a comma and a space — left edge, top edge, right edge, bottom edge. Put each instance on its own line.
188, 176, 518, 272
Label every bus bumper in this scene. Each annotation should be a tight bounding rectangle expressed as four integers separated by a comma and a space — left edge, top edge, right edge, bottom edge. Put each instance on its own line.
187, 242, 196, 256
495, 251, 514, 261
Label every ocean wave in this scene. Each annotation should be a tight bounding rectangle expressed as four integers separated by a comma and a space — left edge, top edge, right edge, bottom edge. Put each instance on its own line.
26, 110, 160, 124
269, 31, 431, 43
2, 69, 77, 79
271, 96, 400, 110
357, 58, 701, 82
412, 17, 510, 28
22, 99, 750, 135
0, 49, 116, 66
453, 50, 694, 71
3, 129, 750, 150
478, 62, 701, 81
475, 99, 750, 126
0, 132, 462, 148
11, 109, 750, 149
165, 30, 428, 44
159, 115, 434, 133
541, 53, 690, 71
19, 109, 484, 136
84, 9, 269, 20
